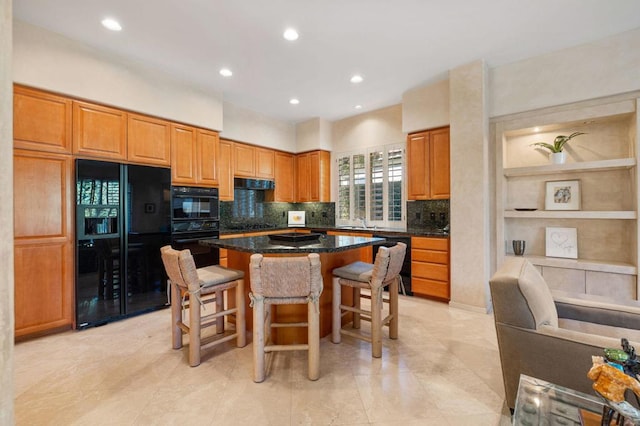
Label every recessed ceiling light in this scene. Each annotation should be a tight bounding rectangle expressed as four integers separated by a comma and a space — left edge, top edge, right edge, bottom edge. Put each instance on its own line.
355, 105, 362, 110
219, 68, 233, 77
283, 28, 299, 41
534, 127, 540, 132
101, 18, 122, 31
289, 98, 300, 105
350, 75, 364, 84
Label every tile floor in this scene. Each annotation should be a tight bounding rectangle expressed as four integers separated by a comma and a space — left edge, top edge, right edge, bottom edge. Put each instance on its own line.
14, 295, 512, 425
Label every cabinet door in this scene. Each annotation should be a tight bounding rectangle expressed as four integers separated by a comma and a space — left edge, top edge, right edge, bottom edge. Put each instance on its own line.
429, 127, 450, 199
13, 85, 72, 154
309, 151, 321, 201
234, 143, 255, 177
308, 150, 331, 202
274, 151, 295, 202
197, 129, 219, 186
255, 147, 275, 179
73, 101, 127, 160
14, 150, 73, 336
296, 153, 311, 202
171, 124, 197, 185
127, 113, 171, 166
219, 139, 234, 200
407, 132, 429, 200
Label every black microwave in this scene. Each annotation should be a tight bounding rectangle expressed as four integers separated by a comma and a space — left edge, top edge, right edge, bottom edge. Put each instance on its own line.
171, 186, 219, 220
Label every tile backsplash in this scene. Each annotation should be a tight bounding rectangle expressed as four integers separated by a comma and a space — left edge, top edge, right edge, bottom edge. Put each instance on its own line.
220, 189, 447, 233
406, 199, 450, 233
220, 196, 335, 229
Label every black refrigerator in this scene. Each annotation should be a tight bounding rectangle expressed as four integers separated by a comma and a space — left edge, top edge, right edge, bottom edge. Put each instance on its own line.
75, 159, 171, 328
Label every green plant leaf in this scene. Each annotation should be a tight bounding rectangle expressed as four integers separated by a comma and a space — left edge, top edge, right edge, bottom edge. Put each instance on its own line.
531, 132, 586, 153
530, 142, 558, 152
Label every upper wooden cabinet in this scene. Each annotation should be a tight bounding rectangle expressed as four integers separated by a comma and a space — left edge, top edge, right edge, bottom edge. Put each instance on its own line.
272, 151, 295, 202
127, 113, 171, 166
233, 143, 256, 177
407, 127, 450, 200
171, 124, 198, 184
219, 139, 234, 200
197, 129, 219, 186
73, 101, 127, 160
296, 150, 330, 202
170, 124, 219, 187
255, 147, 275, 179
13, 85, 72, 154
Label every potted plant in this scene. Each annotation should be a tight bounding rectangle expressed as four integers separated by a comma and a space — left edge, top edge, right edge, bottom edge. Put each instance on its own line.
531, 132, 585, 164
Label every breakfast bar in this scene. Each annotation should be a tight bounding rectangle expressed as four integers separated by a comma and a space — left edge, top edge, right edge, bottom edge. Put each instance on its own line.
200, 233, 385, 344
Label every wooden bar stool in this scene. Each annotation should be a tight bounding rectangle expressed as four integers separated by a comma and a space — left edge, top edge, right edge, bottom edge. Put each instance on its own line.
249, 253, 323, 383
332, 242, 406, 358
160, 245, 246, 367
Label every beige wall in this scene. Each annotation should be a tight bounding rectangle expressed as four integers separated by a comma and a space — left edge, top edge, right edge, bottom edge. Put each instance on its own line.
221, 101, 296, 151
13, 20, 224, 131
449, 60, 491, 312
402, 79, 450, 133
490, 27, 640, 118
1, 0, 14, 423
295, 118, 333, 152
331, 104, 403, 152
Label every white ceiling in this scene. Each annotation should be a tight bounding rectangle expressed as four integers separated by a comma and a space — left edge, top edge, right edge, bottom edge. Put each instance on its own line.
13, 0, 640, 124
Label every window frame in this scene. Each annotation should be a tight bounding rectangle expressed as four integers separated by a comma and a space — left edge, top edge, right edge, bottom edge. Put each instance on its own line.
334, 142, 406, 230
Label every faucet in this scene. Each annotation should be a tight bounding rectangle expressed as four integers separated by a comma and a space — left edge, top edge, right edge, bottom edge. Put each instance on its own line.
358, 217, 368, 229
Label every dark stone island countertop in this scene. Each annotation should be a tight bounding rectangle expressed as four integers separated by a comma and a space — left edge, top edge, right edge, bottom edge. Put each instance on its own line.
219, 225, 449, 238
201, 234, 385, 254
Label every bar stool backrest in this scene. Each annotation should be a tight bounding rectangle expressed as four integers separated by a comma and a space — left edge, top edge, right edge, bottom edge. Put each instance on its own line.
370, 242, 407, 290
249, 254, 322, 298
160, 245, 199, 292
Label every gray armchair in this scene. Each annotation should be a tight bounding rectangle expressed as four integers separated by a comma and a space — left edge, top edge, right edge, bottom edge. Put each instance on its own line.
489, 257, 640, 409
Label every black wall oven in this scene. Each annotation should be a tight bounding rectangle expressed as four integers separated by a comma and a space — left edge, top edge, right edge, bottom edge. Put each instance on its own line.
171, 186, 219, 267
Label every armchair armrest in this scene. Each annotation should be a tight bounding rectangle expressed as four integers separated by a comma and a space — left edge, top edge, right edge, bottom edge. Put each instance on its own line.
552, 290, 640, 330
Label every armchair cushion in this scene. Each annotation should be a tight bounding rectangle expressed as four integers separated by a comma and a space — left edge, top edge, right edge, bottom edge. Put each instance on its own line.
490, 257, 558, 329
489, 257, 640, 409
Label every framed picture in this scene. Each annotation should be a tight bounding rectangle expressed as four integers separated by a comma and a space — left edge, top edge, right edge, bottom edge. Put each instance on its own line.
545, 180, 581, 211
545, 227, 578, 259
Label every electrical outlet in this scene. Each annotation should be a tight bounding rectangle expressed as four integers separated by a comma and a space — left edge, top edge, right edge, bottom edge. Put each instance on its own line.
440, 212, 447, 221
430, 212, 436, 221
322, 211, 327, 218
282, 211, 286, 217
415, 212, 421, 220
312, 211, 315, 217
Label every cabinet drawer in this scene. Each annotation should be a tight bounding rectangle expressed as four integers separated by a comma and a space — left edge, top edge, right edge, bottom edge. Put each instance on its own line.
412, 249, 448, 264
412, 278, 449, 299
412, 262, 448, 281
411, 237, 448, 251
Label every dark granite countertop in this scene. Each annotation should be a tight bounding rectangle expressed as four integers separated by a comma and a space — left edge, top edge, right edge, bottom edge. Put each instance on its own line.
201, 234, 385, 254
219, 225, 449, 238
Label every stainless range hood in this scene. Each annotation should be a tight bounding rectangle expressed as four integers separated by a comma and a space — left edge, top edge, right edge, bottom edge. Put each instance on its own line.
234, 177, 275, 190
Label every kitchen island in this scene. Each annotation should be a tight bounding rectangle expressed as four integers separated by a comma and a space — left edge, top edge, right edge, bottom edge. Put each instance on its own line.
201, 234, 385, 344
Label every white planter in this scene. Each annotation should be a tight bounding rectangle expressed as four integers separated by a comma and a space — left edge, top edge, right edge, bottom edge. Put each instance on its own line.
551, 151, 566, 164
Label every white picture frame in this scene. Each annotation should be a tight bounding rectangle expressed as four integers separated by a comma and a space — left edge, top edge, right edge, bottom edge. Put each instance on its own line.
545, 180, 581, 211
545, 227, 578, 259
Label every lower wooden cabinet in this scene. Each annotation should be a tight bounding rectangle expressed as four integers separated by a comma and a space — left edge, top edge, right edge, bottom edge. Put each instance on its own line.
14, 150, 74, 337
411, 236, 450, 300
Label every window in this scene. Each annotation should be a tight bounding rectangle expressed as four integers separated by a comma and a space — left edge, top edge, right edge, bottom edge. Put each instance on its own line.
336, 144, 405, 229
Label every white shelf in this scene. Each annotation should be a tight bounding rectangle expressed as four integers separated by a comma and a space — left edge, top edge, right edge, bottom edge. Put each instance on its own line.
504, 210, 637, 220
510, 254, 637, 275
504, 158, 636, 177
